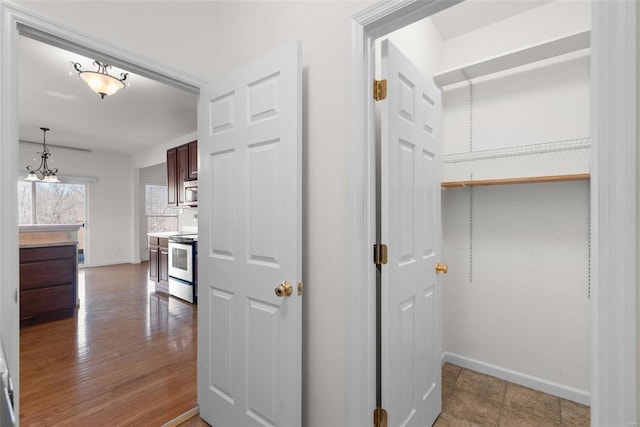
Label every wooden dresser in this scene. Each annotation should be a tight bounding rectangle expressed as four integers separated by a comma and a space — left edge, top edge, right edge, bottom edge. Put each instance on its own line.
20, 242, 77, 326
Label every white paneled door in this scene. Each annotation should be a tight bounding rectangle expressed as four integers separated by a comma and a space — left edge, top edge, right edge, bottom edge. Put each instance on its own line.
197, 41, 302, 427
380, 39, 442, 427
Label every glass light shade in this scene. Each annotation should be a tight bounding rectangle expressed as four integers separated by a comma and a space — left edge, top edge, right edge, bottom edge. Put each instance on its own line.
80, 72, 125, 98
25, 171, 39, 181
44, 174, 60, 183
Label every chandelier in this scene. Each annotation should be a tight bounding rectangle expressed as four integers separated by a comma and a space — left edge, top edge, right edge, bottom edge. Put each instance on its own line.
72, 60, 128, 99
25, 127, 60, 183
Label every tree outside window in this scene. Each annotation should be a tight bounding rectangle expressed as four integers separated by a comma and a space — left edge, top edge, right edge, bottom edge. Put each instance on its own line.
18, 181, 85, 225
18, 180, 87, 264
146, 185, 177, 233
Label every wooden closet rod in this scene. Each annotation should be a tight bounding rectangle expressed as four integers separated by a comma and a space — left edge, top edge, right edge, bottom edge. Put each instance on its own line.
441, 173, 590, 188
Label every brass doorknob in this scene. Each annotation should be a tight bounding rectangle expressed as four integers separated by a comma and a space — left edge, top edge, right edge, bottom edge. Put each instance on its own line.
274, 281, 293, 297
435, 263, 448, 274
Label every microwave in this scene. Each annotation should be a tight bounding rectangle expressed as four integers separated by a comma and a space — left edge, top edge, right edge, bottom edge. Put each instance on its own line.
184, 181, 198, 206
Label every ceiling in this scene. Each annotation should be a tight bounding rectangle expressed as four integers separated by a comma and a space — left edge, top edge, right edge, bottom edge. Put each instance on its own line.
17, 0, 550, 156
18, 36, 198, 155
430, 0, 551, 40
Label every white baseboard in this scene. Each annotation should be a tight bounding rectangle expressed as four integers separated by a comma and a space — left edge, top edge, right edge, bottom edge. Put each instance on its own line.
161, 406, 199, 427
442, 352, 590, 406
84, 259, 134, 268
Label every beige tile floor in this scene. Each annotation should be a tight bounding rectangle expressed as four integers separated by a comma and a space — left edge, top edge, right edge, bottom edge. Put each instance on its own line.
436, 363, 590, 427
178, 362, 590, 427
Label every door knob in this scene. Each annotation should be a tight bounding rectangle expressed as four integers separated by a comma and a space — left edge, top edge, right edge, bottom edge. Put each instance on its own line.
435, 263, 448, 274
274, 281, 293, 297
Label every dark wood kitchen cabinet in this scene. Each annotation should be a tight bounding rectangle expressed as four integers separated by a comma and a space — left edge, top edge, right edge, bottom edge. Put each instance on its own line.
149, 236, 169, 294
149, 237, 159, 281
188, 141, 198, 180
20, 243, 77, 326
167, 140, 197, 207
166, 148, 177, 207
159, 239, 169, 285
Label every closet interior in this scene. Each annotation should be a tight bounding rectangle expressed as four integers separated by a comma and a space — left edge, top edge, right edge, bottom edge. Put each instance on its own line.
386, 0, 591, 406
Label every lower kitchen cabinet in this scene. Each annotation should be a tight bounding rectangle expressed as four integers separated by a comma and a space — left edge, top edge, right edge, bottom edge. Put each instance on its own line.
149, 236, 169, 294
20, 243, 77, 326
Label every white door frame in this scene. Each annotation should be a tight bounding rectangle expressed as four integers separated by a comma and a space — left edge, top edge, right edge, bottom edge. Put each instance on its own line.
0, 1, 206, 420
347, 1, 637, 427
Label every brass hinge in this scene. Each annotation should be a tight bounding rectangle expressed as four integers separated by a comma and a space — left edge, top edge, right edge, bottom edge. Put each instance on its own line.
373, 243, 388, 266
373, 407, 388, 427
297, 282, 304, 296
373, 79, 387, 101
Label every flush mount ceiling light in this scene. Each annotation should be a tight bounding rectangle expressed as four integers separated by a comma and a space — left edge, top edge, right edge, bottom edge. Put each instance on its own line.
72, 60, 128, 99
25, 127, 60, 183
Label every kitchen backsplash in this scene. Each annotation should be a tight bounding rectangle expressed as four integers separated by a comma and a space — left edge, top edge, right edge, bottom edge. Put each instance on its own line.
178, 208, 198, 232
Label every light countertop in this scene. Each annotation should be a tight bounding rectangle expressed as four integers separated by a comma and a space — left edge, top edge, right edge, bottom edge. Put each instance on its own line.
147, 231, 183, 238
20, 241, 78, 249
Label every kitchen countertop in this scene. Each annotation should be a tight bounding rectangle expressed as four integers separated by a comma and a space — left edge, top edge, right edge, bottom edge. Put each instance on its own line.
148, 231, 198, 239
20, 241, 78, 249
147, 231, 183, 238
19, 224, 82, 233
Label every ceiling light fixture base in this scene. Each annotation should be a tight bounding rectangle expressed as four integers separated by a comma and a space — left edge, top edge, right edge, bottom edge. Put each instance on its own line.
72, 60, 128, 99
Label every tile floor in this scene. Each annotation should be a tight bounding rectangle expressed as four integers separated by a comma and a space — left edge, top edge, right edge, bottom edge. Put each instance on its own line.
177, 363, 591, 427
436, 363, 590, 426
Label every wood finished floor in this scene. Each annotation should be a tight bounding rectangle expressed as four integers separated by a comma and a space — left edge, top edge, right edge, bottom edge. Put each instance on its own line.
20, 262, 197, 426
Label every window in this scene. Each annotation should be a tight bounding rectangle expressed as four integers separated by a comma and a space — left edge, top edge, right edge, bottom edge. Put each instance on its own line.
18, 180, 87, 264
146, 185, 177, 233
18, 181, 85, 225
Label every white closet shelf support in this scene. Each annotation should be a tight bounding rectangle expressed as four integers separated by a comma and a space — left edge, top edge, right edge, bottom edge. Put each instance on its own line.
442, 138, 590, 163
433, 29, 590, 87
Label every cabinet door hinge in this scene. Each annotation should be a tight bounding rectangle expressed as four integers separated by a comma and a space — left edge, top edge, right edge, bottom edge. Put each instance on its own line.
373, 79, 387, 101
373, 243, 388, 266
373, 407, 388, 427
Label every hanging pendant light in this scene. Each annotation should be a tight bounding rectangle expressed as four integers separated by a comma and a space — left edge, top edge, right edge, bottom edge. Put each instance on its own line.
72, 60, 128, 99
25, 127, 60, 183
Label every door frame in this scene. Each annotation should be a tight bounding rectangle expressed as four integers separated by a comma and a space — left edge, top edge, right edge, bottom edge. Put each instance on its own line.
0, 1, 206, 418
347, 1, 637, 426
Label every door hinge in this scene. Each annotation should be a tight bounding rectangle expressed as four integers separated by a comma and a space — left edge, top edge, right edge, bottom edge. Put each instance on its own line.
373, 79, 387, 101
297, 281, 304, 296
373, 407, 388, 427
373, 243, 388, 266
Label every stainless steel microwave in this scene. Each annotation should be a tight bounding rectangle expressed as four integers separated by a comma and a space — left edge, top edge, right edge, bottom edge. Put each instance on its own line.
184, 181, 197, 206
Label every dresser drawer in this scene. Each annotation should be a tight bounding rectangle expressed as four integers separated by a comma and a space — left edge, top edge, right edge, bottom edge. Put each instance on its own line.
20, 284, 75, 318
20, 245, 75, 262
20, 259, 75, 290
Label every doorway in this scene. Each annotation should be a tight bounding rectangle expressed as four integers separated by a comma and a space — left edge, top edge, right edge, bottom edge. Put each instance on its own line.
347, 1, 637, 426
0, 3, 204, 420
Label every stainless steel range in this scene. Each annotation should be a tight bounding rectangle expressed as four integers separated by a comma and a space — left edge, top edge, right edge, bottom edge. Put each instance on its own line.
168, 234, 197, 303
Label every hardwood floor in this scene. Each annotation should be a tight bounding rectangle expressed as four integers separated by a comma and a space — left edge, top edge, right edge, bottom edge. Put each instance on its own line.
20, 262, 198, 426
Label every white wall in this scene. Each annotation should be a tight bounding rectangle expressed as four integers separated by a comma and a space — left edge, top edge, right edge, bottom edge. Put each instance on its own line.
378, 17, 444, 82
19, 142, 133, 266
442, 182, 591, 392
637, 3, 640, 419
11, 2, 374, 426
440, 2, 591, 398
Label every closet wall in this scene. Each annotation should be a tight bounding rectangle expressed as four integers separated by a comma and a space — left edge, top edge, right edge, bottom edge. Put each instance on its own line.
439, 1, 591, 402
386, 0, 591, 403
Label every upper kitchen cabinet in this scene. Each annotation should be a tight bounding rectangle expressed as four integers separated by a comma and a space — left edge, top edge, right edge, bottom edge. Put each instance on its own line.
188, 141, 198, 180
167, 140, 198, 207
167, 148, 178, 206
